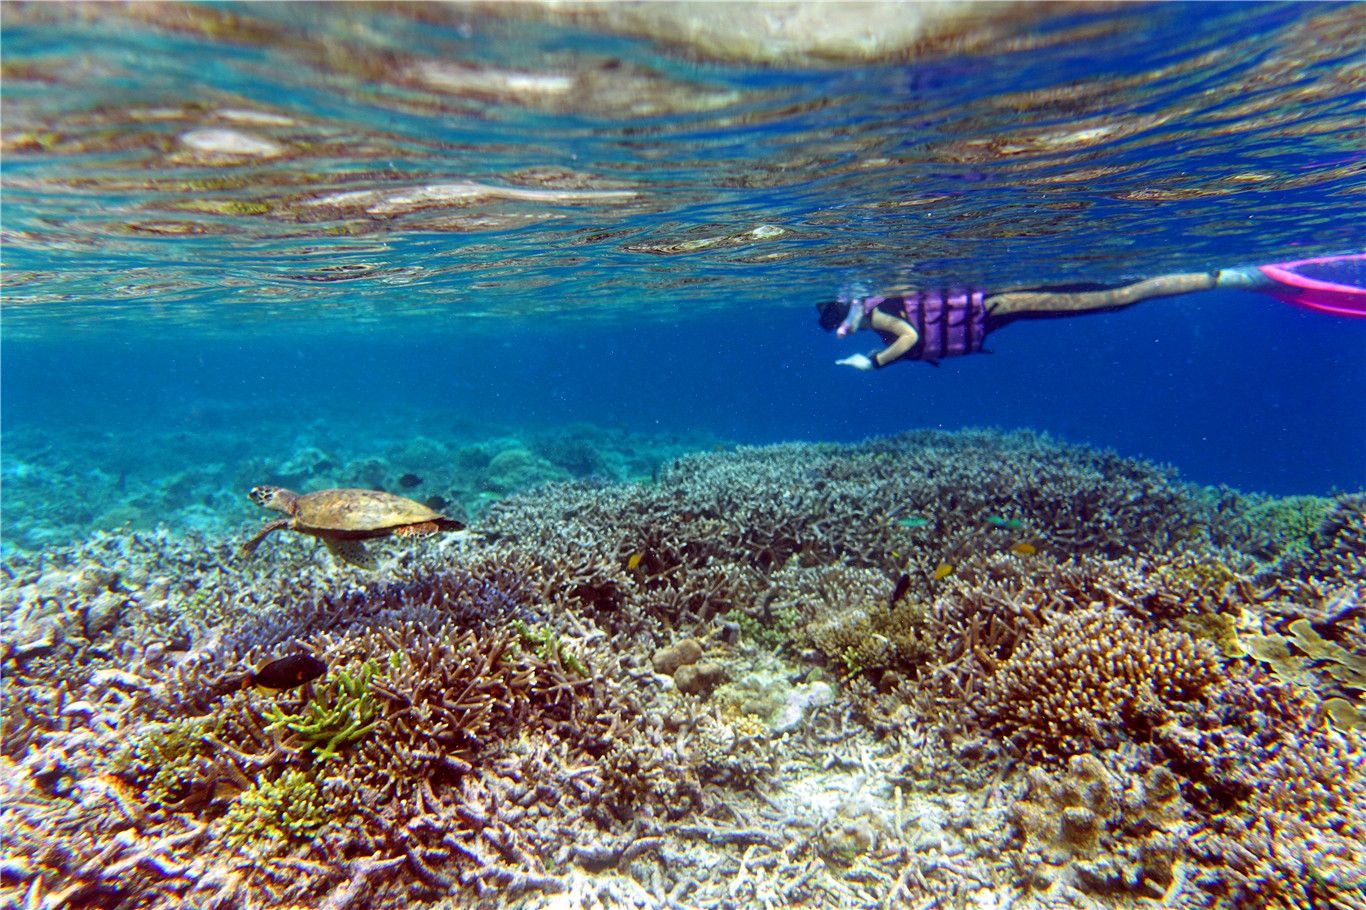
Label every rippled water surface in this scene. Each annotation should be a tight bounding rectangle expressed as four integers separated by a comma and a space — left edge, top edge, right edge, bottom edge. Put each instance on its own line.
2, 1, 1365, 511
4, 1, 1363, 331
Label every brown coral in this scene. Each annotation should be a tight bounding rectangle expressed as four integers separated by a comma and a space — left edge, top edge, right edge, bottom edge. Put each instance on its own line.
976, 608, 1220, 756
1010, 751, 1185, 901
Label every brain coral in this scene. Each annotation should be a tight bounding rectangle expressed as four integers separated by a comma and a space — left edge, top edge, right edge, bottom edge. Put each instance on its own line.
1010, 752, 1185, 901
976, 607, 1220, 756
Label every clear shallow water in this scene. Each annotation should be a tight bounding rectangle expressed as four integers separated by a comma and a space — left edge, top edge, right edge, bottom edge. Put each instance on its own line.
3, 7, 1366, 909
2, 0, 1365, 538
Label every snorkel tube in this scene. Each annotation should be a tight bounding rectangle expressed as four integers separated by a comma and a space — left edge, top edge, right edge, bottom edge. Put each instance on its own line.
836, 296, 864, 337
833, 282, 886, 336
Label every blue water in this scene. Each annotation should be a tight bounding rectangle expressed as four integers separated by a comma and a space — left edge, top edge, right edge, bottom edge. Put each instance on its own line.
4, 7, 1366, 908
3, 0, 1365, 549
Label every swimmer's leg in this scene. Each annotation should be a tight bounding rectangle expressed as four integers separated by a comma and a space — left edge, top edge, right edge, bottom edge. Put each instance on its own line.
986, 272, 1219, 317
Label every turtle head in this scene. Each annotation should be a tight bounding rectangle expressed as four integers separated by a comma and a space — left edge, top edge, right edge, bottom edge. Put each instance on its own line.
249, 485, 299, 515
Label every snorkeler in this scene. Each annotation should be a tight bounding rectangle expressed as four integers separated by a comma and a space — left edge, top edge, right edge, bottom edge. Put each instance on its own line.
819, 255, 1366, 370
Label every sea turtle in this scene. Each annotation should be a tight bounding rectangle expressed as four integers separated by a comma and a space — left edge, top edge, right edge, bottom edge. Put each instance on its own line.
241, 486, 465, 569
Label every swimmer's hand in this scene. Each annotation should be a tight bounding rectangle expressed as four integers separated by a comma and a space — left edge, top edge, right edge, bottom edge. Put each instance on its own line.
837, 353, 877, 372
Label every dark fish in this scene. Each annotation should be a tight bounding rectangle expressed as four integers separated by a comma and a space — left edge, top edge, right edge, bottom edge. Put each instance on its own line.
889, 572, 912, 606
249, 653, 326, 690
425, 494, 449, 511
398, 472, 423, 489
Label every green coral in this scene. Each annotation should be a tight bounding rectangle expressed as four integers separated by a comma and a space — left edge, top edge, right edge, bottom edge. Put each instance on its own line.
721, 606, 798, 651
512, 619, 587, 676
116, 715, 222, 805
1245, 495, 1333, 556
223, 769, 328, 848
265, 660, 380, 761
837, 643, 876, 681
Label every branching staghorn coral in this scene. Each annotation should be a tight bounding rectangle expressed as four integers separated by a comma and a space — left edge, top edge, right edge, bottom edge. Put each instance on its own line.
265, 660, 381, 762
975, 607, 1220, 757
1159, 674, 1366, 909
223, 768, 329, 848
484, 429, 1219, 579
1265, 492, 1366, 590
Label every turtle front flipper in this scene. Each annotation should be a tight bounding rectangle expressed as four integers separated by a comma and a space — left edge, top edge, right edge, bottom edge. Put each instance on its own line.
323, 537, 377, 570
240, 519, 290, 558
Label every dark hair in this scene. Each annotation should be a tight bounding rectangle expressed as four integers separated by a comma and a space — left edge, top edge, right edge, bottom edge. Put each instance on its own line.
816, 299, 850, 332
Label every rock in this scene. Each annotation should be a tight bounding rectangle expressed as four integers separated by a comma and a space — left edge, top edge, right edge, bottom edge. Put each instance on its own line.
11, 618, 59, 659
274, 447, 337, 486
674, 661, 725, 696
485, 447, 565, 494
818, 814, 880, 865
1058, 806, 1101, 854
771, 680, 835, 733
652, 638, 702, 675
82, 591, 126, 639
75, 567, 120, 597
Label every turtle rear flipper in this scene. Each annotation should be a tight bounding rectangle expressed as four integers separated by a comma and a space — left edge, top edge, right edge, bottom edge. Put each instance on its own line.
323, 537, 376, 570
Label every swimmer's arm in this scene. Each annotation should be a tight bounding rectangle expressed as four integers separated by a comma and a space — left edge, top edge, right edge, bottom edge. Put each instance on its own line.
868, 309, 919, 366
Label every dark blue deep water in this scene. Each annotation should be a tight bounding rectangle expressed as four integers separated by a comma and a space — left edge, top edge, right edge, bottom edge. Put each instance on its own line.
5, 294, 1365, 494
2, 1, 1364, 549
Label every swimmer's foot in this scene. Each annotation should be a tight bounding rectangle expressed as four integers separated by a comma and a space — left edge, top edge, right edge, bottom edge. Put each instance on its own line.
1216, 266, 1268, 289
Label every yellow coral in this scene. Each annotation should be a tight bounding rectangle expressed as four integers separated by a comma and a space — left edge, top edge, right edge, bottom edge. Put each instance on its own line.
979, 608, 1219, 755
223, 769, 328, 849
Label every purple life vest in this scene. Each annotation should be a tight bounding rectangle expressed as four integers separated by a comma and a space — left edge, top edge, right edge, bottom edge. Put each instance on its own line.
863, 289, 988, 363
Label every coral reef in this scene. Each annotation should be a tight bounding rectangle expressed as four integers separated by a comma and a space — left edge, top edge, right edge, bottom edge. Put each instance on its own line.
3, 430, 1363, 909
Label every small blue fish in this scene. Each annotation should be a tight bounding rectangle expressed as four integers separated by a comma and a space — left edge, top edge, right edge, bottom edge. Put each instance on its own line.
897, 516, 930, 528
985, 516, 1024, 530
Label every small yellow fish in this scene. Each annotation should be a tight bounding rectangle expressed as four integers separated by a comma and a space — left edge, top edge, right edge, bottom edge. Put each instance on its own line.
932, 562, 954, 581
1010, 542, 1037, 556
626, 552, 643, 571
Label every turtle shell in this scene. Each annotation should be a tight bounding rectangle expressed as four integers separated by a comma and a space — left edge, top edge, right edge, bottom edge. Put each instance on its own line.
293, 488, 445, 533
